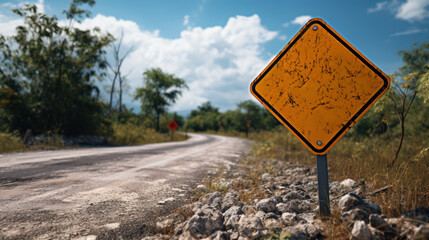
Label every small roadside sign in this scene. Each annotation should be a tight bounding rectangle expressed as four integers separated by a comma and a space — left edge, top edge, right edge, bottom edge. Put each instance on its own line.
168, 120, 179, 131
168, 120, 179, 140
250, 18, 390, 155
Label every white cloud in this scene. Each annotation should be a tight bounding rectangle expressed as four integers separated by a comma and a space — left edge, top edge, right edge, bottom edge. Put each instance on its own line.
32, 0, 44, 13
0, 18, 23, 36
396, 0, 429, 21
284, 15, 312, 28
368, 0, 429, 22
1, 2, 18, 9
75, 14, 277, 112
0, 0, 277, 112
391, 27, 426, 36
0, 0, 44, 36
291, 15, 312, 26
368, 1, 389, 13
183, 15, 190, 26
16, 0, 45, 13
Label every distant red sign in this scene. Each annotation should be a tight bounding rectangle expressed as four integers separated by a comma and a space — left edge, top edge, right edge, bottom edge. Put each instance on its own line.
168, 120, 179, 131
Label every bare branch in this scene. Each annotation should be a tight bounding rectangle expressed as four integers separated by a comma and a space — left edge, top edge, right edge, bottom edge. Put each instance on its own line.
107, 30, 134, 113
403, 91, 417, 119
389, 93, 402, 124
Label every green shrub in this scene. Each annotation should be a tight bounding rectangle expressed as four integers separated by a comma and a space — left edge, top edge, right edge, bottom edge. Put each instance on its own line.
109, 122, 187, 145
0, 132, 25, 152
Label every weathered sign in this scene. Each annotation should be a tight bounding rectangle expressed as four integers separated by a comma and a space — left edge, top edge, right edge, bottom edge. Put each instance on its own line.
250, 18, 390, 155
250, 18, 390, 216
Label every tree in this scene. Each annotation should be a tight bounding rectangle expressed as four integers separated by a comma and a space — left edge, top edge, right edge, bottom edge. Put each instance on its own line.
217, 110, 243, 132
0, 1, 113, 136
189, 101, 219, 117
237, 100, 280, 132
185, 102, 221, 132
107, 31, 133, 113
134, 68, 188, 131
388, 73, 417, 167
159, 112, 185, 133
417, 64, 429, 103
262, 107, 281, 130
398, 42, 429, 84
184, 101, 279, 133
386, 41, 429, 167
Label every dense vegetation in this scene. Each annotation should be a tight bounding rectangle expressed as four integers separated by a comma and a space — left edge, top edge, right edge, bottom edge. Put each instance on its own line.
0, 0, 188, 149
185, 101, 280, 133
0, 0, 113, 136
135, 68, 188, 131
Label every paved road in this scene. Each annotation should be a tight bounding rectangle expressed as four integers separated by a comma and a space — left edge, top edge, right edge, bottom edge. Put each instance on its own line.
0, 134, 250, 239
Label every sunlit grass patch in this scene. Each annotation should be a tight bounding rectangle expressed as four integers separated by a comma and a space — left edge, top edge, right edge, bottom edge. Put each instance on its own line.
0, 123, 189, 153
108, 122, 188, 145
0, 132, 25, 153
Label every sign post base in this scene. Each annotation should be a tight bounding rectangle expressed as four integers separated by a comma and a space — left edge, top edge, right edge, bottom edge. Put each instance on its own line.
317, 154, 330, 217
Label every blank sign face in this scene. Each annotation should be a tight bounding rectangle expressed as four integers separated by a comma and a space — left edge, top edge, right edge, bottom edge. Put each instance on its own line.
251, 18, 390, 155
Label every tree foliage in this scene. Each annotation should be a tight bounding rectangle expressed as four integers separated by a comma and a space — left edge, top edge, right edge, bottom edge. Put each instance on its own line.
418, 65, 429, 103
350, 41, 429, 166
186, 102, 221, 132
159, 112, 185, 133
398, 42, 429, 78
185, 101, 280, 133
0, 1, 113, 136
385, 42, 429, 165
134, 68, 188, 131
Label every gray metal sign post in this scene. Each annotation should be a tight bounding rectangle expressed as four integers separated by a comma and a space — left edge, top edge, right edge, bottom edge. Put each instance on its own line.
316, 154, 330, 216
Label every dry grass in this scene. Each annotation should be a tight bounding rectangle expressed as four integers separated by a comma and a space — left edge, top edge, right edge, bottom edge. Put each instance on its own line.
0, 124, 189, 153
246, 127, 428, 239
330, 136, 429, 217
172, 205, 194, 220
0, 132, 25, 153
109, 122, 188, 146
237, 157, 282, 203
0, 132, 66, 152
249, 127, 429, 218
319, 209, 351, 239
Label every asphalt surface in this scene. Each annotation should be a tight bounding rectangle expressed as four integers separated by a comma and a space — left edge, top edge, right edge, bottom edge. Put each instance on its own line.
0, 133, 250, 240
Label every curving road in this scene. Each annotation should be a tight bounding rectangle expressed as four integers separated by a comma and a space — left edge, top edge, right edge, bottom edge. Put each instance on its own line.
0, 133, 250, 239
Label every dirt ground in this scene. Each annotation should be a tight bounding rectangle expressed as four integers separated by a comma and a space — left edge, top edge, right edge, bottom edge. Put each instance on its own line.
0, 134, 250, 240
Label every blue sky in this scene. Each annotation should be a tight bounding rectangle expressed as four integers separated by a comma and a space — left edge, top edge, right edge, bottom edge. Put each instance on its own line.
0, 0, 428, 115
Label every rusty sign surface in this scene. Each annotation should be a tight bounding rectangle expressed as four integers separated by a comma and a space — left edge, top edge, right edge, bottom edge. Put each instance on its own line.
250, 18, 390, 155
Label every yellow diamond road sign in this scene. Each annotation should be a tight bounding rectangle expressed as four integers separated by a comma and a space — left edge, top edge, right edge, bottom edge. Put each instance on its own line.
250, 18, 390, 155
